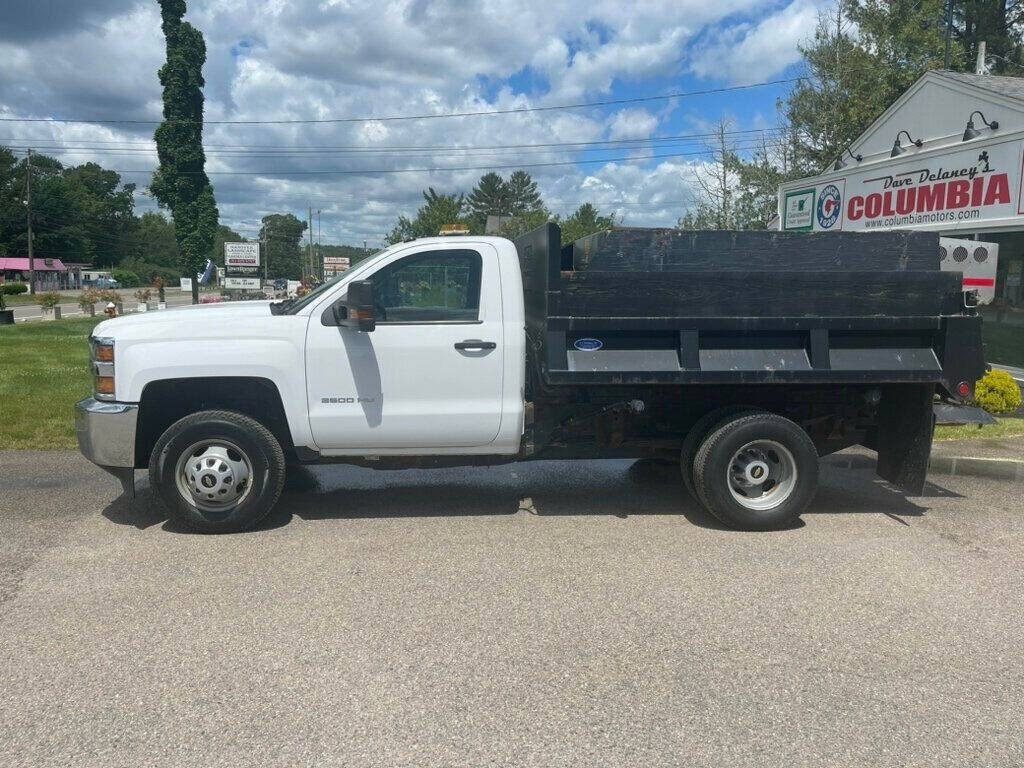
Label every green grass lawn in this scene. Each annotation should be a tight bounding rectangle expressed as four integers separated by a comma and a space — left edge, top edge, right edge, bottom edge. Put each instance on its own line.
0, 316, 102, 450
2, 293, 50, 306
982, 322, 1024, 368
934, 417, 1024, 442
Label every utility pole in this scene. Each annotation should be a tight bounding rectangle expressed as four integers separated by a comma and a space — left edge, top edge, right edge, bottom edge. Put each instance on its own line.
260, 226, 270, 284
944, 0, 954, 70
317, 209, 322, 281
307, 206, 314, 281
25, 149, 35, 295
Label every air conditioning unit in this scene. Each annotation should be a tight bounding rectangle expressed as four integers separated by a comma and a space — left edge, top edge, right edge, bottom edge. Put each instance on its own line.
939, 237, 998, 304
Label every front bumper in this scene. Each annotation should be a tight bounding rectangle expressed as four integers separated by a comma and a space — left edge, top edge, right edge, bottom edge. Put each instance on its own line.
75, 397, 139, 495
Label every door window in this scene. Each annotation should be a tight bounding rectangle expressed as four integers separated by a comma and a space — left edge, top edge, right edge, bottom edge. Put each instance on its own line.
371, 249, 482, 323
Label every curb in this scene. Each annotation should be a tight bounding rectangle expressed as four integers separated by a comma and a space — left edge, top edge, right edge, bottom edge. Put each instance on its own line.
824, 453, 1024, 481
927, 455, 1024, 481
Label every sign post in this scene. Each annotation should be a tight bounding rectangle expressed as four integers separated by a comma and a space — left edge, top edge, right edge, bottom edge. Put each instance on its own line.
224, 242, 261, 292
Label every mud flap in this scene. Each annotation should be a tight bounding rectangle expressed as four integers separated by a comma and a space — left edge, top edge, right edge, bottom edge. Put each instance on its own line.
875, 384, 935, 495
933, 403, 997, 426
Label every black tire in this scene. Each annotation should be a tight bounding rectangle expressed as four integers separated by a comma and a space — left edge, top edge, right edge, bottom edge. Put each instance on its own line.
148, 410, 286, 533
679, 406, 757, 500
692, 412, 818, 531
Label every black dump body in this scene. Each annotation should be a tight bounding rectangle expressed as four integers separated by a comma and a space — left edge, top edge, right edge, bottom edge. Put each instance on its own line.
513, 224, 986, 493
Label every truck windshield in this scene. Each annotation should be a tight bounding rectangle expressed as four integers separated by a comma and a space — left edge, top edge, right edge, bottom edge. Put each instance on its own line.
274, 274, 347, 315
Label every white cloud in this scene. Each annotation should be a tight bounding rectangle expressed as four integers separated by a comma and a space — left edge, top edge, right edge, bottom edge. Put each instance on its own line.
607, 109, 659, 140
0, 0, 795, 244
690, 0, 820, 85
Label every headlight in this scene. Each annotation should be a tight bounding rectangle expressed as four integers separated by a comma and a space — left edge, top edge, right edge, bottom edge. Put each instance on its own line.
90, 336, 115, 400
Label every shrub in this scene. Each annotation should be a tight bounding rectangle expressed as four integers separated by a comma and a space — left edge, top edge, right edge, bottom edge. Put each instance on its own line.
123, 261, 178, 287
134, 288, 152, 303
78, 288, 100, 310
974, 370, 1023, 415
111, 269, 140, 288
1, 282, 28, 296
36, 291, 62, 309
98, 289, 122, 304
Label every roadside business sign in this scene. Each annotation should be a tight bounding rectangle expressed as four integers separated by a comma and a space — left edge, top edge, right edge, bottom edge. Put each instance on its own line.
323, 255, 350, 276
224, 242, 260, 270
224, 242, 261, 290
224, 276, 261, 290
782, 188, 816, 231
779, 133, 1024, 234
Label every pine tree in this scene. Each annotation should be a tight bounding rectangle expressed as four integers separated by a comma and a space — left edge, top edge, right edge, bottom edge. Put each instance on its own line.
506, 170, 543, 214
150, 0, 219, 304
955, 1, 1024, 73
786, 1, 960, 174
560, 203, 617, 245
467, 172, 512, 230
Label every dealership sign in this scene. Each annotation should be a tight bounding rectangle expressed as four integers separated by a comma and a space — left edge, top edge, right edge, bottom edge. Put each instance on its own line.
781, 137, 1024, 232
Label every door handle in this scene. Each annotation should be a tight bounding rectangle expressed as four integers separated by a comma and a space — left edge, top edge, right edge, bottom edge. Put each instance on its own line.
454, 339, 497, 351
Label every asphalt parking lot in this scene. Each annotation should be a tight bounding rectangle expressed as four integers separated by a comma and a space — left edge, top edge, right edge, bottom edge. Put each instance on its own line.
1, 451, 1022, 768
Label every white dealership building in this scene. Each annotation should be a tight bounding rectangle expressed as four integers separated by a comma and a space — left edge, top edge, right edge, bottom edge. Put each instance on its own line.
778, 70, 1024, 307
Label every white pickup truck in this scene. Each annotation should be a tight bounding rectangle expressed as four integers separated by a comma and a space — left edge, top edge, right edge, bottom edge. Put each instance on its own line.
76, 225, 985, 533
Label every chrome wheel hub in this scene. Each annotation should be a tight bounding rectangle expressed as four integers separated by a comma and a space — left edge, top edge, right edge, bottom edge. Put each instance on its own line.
727, 440, 797, 512
175, 441, 252, 512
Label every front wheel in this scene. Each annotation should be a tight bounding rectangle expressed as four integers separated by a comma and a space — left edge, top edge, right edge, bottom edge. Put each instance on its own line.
148, 410, 286, 533
692, 412, 818, 531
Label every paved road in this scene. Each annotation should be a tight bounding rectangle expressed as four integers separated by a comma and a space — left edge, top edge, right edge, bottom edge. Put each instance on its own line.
12, 292, 197, 321
1, 451, 1021, 767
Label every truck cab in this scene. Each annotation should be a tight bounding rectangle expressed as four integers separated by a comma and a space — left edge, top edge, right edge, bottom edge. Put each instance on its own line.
301, 236, 525, 455
76, 236, 528, 533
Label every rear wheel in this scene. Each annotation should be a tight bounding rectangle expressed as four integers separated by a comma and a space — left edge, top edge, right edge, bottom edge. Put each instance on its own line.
679, 406, 756, 500
148, 410, 286, 533
692, 412, 818, 530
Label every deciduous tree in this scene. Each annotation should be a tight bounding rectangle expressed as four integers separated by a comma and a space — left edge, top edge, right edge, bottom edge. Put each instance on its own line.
386, 188, 470, 243
259, 213, 307, 280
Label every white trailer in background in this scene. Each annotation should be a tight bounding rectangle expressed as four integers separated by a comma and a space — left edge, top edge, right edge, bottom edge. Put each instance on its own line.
939, 237, 999, 304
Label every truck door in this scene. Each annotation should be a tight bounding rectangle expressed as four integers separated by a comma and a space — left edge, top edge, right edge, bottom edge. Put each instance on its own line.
305, 243, 505, 450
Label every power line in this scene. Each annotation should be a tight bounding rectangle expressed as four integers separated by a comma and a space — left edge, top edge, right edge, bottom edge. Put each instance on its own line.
21, 147, 772, 177
988, 52, 1024, 73
4, 140, 774, 158
0, 127, 786, 153
2, 140, 774, 168
0, 78, 801, 126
